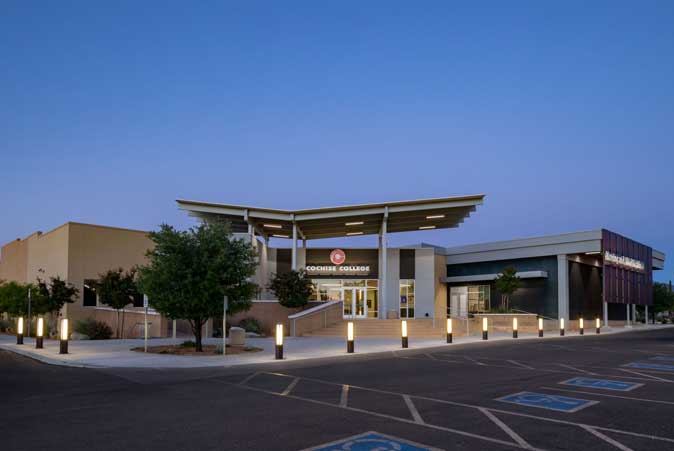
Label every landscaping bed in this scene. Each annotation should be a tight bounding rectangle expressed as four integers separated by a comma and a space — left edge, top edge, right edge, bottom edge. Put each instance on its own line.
131, 342, 263, 356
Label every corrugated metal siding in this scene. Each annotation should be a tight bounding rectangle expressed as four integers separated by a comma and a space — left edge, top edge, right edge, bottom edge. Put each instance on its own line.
602, 229, 653, 306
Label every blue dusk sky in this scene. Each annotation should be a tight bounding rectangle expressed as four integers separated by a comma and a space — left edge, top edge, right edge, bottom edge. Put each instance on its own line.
1, 2, 673, 281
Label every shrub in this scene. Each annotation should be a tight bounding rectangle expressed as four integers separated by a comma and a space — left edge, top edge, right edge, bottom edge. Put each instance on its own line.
180, 340, 196, 348
0, 319, 12, 333
75, 318, 113, 340
238, 317, 262, 334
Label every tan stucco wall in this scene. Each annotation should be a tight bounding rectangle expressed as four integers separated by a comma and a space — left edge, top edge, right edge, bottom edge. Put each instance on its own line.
0, 236, 30, 283
434, 254, 448, 321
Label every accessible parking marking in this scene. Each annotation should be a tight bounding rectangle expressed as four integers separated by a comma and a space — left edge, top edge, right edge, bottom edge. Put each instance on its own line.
559, 377, 643, 392
651, 356, 674, 362
496, 392, 598, 413
300, 431, 444, 451
623, 362, 674, 373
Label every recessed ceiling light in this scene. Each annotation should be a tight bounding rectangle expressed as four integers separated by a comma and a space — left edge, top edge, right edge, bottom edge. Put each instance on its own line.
586, 251, 601, 255
345, 221, 364, 226
264, 224, 283, 229
346, 232, 364, 236
426, 214, 445, 219
272, 234, 289, 238
419, 226, 436, 230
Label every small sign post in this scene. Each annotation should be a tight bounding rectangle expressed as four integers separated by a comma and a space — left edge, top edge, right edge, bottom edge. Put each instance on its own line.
223, 296, 228, 356
143, 295, 149, 353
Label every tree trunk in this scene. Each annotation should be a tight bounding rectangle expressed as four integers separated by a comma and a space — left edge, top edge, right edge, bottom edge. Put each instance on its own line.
121, 310, 125, 339
116, 310, 121, 338
190, 319, 204, 352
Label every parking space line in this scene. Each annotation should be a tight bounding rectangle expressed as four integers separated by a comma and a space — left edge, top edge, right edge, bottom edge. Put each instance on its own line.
581, 425, 634, 451
239, 372, 259, 385
618, 368, 674, 382
479, 407, 534, 450
281, 377, 300, 396
340, 385, 349, 407
539, 386, 674, 406
463, 356, 486, 366
508, 360, 535, 370
403, 394, 425, 424
424, 353, 437, 360
557, 364, 598, 375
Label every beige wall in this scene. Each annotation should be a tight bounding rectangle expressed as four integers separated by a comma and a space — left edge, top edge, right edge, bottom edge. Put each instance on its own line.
434, 254, 447, 321
0, 236, 29, 283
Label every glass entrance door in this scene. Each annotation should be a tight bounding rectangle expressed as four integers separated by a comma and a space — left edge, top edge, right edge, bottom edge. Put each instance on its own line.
343, 287, 366, 318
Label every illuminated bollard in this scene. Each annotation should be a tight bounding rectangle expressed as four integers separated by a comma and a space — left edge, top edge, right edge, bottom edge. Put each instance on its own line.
59, 319, 69, 354
579, 318, 584, 335
446, 318, 453, 344
560, 318, 565, 336
512, 317, 518, 339
36, 317, 44, 349
275, 324, 284, 360
401, 320, 408, 348
538, 318, 544, 337
16, 317, 24, 345
482, 317, 488, 340
347, 321, 354, 353
596, 317, 601, 334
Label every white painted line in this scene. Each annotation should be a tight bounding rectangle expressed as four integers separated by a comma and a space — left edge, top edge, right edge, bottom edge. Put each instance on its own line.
508, 360, 535, 370
557, 363, 598, 375
340, 385, 349, 408
540, 386, 674, 406
403, 394, 425, 424
424, 353, 437, 360
618, 368, 674, 383
581, 425, 635, 451
298, 430, 445, 451
281, 377, 300, 396
479, 407, 533, 450
238, 372, 259, 385
464, 356, 486, 366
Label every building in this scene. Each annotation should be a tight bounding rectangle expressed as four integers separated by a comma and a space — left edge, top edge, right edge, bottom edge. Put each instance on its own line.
0, 222, 167, 337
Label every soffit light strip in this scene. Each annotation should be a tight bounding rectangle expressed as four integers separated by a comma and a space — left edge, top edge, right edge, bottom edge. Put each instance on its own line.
264, 224, 283, 229
426, 214, 445, 219
345, 221, 364, 226
346, 232, 364, 236
419, 225, 436, 230
272, 234, 289, 238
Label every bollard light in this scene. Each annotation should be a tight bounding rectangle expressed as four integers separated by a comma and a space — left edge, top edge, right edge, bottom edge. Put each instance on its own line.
596, 317, 601, 334
446, 318, 453, 344
560, 318, 565, 336
538, 317, 544, 337
482, 317, 488, 340
401, 320, 408, 348
16, 317, 24, 345
347, 321, 354, 353
579, 317, 584, 335
512, 317, 518, 339
60, 319, 69, 354
275, 324, 284, 360
36, 317, 44, 349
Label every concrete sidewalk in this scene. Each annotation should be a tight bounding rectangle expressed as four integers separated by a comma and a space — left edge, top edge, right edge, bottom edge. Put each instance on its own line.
1, 324, 670, 369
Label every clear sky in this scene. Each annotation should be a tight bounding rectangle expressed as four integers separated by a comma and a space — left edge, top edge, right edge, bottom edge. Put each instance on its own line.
2, 1, 673, 280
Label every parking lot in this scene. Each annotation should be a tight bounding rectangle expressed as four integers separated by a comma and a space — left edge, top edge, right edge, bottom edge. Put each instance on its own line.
2, 327, 674, 450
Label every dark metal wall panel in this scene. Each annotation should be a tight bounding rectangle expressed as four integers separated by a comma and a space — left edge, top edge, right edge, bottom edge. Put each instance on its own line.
602, 229, 653, 306
276, 249, 291, 275
399, 249, 416, 279
305, 248, 379, 279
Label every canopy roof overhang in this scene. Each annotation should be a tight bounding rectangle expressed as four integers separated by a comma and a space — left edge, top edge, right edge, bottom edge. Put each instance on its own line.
176, 195, 484, 241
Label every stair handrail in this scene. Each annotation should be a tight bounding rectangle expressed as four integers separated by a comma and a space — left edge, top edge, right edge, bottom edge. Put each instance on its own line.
511, 308, 555, 321
288, 300, 343, 337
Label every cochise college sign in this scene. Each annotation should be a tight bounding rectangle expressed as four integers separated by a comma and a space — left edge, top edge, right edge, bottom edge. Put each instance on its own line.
304, 249, 371, 275
604, 251, 645, 272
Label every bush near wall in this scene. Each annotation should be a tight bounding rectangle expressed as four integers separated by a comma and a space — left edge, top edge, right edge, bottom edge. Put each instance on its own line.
75, 318, 113, 340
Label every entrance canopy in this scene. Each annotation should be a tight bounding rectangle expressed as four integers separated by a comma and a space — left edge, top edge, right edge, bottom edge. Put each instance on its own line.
176, 195, 484, 241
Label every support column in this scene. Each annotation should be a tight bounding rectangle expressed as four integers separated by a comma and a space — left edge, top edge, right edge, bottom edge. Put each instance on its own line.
632, 304, 637, 324
626, 304, 631, 327
380, 211, 388, 319
644, 305, 649, 324
303, 238, 307, 249
557, 255, 569, 321
603, 301, 608, 327
291, 222, 298, 270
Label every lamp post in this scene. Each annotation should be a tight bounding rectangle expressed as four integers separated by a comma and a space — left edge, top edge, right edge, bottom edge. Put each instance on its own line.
579, 317, 584, 335
512, 317, 518, 339
59, 319, 68, 354
538, 318, 544, 337
275, 324, 284, 360
36, 317, 44, 349
446, 318, 452, 344
596, 317, 601, 334
401, 320, 408, 348
347, 321, 354, 353
482, 317, 488, 340
16, 317, 24, 345
560, 318, 565, 336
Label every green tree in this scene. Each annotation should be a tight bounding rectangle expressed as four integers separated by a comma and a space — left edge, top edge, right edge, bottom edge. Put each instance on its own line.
137, 222, 258, 352
653, 282, 674, 316
95, 268, 138, 339
268, 270, 313, 309
494, 267, 521, 311
0, 281, 33, 316
35, 276, 79, 335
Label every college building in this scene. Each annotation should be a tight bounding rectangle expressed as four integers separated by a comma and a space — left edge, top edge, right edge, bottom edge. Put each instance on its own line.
0, 195, 666, 337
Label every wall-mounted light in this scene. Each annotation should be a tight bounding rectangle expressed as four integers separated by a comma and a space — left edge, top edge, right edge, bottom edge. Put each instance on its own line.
596, 317, 601, 334
426, 214, 445, 219
275, 324, 284, 360
60, 319, 68, 354
419, 226, 436, 230
401, 320, 408, 348
482, 317, 488, 340
36, 317, 44, 349
347, 321, 354, 353
538, 317, 544, 337
345, 221, 364, 226
512, 317, 518, 339
446, 318, 452, 344
579, 317, 584, 335
16, 317, 24, 345
560, 318, 565, 336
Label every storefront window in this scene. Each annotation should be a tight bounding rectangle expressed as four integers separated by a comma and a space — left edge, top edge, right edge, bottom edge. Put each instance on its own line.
310, 279, 379, 318
467, 285, 490, 312
399, 279, 415, 318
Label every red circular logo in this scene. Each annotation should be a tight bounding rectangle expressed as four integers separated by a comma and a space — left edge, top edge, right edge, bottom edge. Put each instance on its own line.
330, 249, 346, 265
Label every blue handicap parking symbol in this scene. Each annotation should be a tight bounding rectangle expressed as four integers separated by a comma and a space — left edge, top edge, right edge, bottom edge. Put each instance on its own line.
560, 377, 643, 392
496, 391, 598, 413
651, 356, 674, 362
624, 362, 674, 372
302, 432, 443, 451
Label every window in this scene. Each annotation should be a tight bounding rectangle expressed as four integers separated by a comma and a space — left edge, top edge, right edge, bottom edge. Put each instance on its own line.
467, 285, 490, 312
399, 279, 415, 318
132, 292, 144, 308
83, 280, 97, 307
